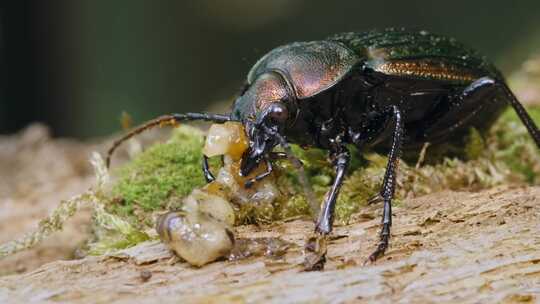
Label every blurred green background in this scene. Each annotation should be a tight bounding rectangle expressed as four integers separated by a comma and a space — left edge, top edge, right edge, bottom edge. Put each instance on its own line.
2, 1, 540, 138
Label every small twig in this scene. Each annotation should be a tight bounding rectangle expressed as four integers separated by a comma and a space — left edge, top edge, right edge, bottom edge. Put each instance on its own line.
415, 142, 431, 169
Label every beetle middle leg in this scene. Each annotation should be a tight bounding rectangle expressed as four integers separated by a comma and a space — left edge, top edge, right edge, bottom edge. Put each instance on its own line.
304, 142, 350, 271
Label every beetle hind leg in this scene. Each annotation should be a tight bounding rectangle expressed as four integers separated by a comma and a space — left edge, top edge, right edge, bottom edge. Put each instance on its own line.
498, 81, 540, 148
367, 105, 403, 263
422, 77, 540, 148
422, 77, 503, 141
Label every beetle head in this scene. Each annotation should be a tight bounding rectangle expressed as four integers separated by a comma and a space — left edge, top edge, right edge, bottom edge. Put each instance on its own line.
231, 72, 297, 176
240, 102, 290, 175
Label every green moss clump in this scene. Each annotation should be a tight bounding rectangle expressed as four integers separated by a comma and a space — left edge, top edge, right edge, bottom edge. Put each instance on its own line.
464, 128, 485, 160
400, 106, 540, 193
334, 154, 387, 223
490, 107, 540, 183
108, 126, 210, 226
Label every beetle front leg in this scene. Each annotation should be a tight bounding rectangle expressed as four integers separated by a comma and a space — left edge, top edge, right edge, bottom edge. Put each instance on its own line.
304, 146, 350, 271
202, 155, 215, 183
367, 105, 403, 263
244, 160, 273, 188
244, 152, 299, 188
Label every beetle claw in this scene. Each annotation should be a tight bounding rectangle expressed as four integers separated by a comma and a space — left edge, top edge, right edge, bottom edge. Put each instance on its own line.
303, 234, 328, 271
365, 230, 390, 265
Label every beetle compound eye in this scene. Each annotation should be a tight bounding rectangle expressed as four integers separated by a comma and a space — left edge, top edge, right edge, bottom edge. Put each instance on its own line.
267, 103, 289, 124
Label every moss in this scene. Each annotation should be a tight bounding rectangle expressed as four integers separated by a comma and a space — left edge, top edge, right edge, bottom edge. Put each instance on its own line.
334, 154, 386, 223
235, 202, 276, 225
276, 194, 312, 220
490, 107, 540, 183
108, 126, 211, 225
88, 202, 151, 255
464, 128, 485, 160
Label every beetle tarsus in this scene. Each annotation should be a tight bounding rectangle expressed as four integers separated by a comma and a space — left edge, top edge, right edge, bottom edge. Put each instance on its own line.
303, 234, 328, 271
366, 228, 390, 263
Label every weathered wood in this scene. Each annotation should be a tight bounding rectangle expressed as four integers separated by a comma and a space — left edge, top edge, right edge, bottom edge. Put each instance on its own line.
1, 185, 539, 303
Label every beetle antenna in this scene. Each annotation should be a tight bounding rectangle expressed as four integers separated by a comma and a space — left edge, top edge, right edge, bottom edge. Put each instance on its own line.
106, 113, 231, 168
274, 132, 319, 218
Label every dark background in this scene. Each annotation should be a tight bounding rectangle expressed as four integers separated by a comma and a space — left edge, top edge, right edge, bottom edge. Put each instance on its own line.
2, 1, 540, 138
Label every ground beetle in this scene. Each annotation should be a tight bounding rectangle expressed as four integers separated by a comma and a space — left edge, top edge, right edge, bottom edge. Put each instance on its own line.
107, 28, 540, 269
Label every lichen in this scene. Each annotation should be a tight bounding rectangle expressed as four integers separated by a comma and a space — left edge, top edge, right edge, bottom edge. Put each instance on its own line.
0, 193, 88, 258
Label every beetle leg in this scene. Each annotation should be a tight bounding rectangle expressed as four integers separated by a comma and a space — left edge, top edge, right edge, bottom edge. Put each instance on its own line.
202, 155, 226, 183
202, 155, 215, 183
422, 78, 497, 140
269, 151, 302, 165
496, 80, 540, 148
274, 133, 318, 216
241, 152, 288, 188
367, 105, 403, 263
423, 77, 540, 149
304, 144, 350, 271
315, 148, 350, 234
269, 151, 288, 160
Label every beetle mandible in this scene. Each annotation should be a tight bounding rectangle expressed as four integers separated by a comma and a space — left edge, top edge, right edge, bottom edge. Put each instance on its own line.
106, 28, 540, 269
